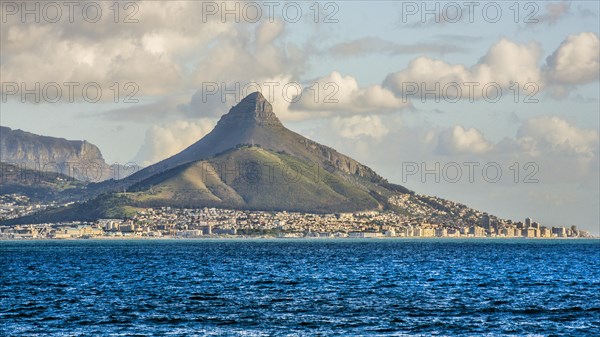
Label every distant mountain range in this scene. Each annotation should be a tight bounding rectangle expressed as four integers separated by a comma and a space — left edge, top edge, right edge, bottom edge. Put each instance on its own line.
1, 126, 114, 182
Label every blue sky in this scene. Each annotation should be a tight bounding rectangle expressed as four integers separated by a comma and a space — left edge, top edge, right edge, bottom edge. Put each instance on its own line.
1, 1, 599, 233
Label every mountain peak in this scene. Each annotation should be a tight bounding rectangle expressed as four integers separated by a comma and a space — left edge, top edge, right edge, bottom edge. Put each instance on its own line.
242, 90, 267, 105
217, 91, 282, 127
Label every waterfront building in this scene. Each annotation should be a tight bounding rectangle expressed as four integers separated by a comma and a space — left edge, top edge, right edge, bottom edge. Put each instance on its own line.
469, 226, 485, 237
481, 214, 490, 230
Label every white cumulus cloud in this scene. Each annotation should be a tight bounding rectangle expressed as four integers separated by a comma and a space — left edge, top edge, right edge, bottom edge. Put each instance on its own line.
134, 120, 215, 166
331, 115, 390, 140
383, 38, 543, 100
436, 126, 494, 155
516, 116, 599, 158
292, 72, 409, 115
0, 1, 306, 102
545, 32, 600, 85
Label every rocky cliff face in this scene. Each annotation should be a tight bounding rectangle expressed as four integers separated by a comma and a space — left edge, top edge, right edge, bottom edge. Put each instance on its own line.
216, 92, 283, 127
0, 126, 111, 181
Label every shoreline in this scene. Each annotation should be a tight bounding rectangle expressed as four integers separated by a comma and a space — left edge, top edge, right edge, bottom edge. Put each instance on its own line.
1, 236, 598, 242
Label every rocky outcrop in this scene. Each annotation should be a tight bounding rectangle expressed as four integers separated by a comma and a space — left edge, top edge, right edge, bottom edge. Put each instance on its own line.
217, 91, 283, 127
0, 126, 111, 182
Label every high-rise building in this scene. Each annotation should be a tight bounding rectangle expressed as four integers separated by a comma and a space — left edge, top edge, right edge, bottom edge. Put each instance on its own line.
481, 214, 490, 229
540, 227, 551, 238
552, 227, 566, 237
525, 217, 532, 227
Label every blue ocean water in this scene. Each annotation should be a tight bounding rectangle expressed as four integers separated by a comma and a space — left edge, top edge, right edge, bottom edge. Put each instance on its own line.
1, 239, 599, 336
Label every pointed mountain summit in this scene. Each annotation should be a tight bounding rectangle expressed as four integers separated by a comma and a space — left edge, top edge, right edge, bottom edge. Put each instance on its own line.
217, 91, 282, 127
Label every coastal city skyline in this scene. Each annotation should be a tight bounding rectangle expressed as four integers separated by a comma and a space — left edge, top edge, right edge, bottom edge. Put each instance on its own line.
1, 201, 591, 240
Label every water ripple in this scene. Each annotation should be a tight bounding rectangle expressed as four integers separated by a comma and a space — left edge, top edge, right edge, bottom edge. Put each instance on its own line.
1, 239, 598, 336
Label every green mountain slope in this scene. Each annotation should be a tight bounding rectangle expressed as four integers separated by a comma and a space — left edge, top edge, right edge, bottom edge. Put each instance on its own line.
0, 162, 87, 202
126, 146, 383, 213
